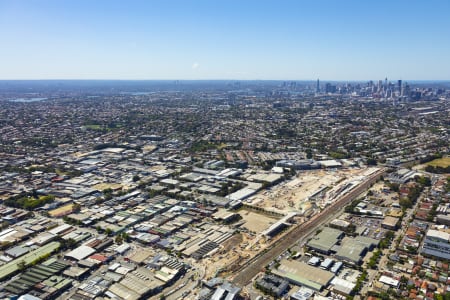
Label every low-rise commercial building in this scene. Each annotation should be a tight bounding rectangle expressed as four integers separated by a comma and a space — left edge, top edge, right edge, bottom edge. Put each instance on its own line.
381, 216, 399, 230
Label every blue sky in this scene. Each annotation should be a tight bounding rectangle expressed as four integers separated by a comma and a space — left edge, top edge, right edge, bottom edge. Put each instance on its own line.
0, 0, 449, 80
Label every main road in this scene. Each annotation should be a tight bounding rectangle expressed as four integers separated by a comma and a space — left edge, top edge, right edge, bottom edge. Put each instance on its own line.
231, 168, 386, 287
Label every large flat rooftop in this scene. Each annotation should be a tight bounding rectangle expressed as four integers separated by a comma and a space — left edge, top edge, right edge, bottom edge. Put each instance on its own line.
272, 259, 334, 291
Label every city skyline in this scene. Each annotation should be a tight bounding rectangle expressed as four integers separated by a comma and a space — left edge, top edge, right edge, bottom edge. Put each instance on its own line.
1, 0, 450, 80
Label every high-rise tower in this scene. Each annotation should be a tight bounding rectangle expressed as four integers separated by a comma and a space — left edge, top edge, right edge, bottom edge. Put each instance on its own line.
316, 79, 320, 93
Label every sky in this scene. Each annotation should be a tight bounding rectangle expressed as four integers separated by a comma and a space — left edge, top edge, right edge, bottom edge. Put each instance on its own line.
0, 0, 449, 80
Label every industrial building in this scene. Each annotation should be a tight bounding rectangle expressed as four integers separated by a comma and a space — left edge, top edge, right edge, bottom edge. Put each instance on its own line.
210, 281, 241, 300
272, 260, 334, 291
226, 187, 257, 201
0, 242, 61, 281
107, 267, 165, 300
212, 210, 240, 224
306, 227, 344, 255
330, 261, 343, 274
276, 159, 321, 170
64, 245, 96, 261
335, 236, 378, 265
318, 160, 342, 168
330, 277, 356, 296
329, 219, 351, 231
2, 258, 71, 298
320, 258, 334, 270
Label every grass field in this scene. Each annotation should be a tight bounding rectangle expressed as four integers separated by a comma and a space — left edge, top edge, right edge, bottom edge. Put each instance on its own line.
427, 157, 450, 168
83, 124, 102, 130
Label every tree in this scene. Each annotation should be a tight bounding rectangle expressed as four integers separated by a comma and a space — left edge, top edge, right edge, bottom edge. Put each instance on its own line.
274, 261, 280, 269
416, 176, 431, 187
72, 203, 82, 213
122, 232, 130, 242
17, 260, 26, 271
115, 235, 123, 245
367, 158, 377, 166
66, 238, 78, 249
388, 183, 400, 192
399, 198, 412, 209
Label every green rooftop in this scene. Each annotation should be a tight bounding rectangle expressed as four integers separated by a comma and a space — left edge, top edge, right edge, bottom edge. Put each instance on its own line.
0, 241, 60, 280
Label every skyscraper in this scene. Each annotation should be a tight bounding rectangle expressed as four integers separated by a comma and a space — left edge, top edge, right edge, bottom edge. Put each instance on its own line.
402, 82, 410, 97
316, 79, 320, 93
398, 80, 402, 94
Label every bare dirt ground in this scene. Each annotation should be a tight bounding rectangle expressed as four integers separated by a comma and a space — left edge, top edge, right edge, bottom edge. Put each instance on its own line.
203, 232, 260, 279
249, 168, 368, 214
237, 210, 279, 233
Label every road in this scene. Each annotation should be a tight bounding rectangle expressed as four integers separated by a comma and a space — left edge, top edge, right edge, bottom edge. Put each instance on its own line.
231, 168, 386, 287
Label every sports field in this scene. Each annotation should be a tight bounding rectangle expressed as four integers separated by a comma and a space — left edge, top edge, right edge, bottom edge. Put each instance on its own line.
427, 157, 450, 168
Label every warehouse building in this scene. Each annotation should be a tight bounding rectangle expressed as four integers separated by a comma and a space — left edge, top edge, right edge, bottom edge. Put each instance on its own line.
272, 260, 334, 291
107, 267, 165, 300
211, 281, 241, 300
318, 160, 342, 168
320, 258, 334, 270
0, 242, 61, 281
335, 236, 378, 265
330, 261, 343, 274
330, 277, 356, 296
276, 159, 321, 170
329, 219, 351, 231
306, 227, 344, 255
3, 258, 70, 297
64, 245, 96, 261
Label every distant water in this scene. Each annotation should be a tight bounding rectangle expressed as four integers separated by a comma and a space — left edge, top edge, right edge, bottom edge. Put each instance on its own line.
9, 97, 48, 102
120, 92, 154, 96
131, 92, 152, 95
